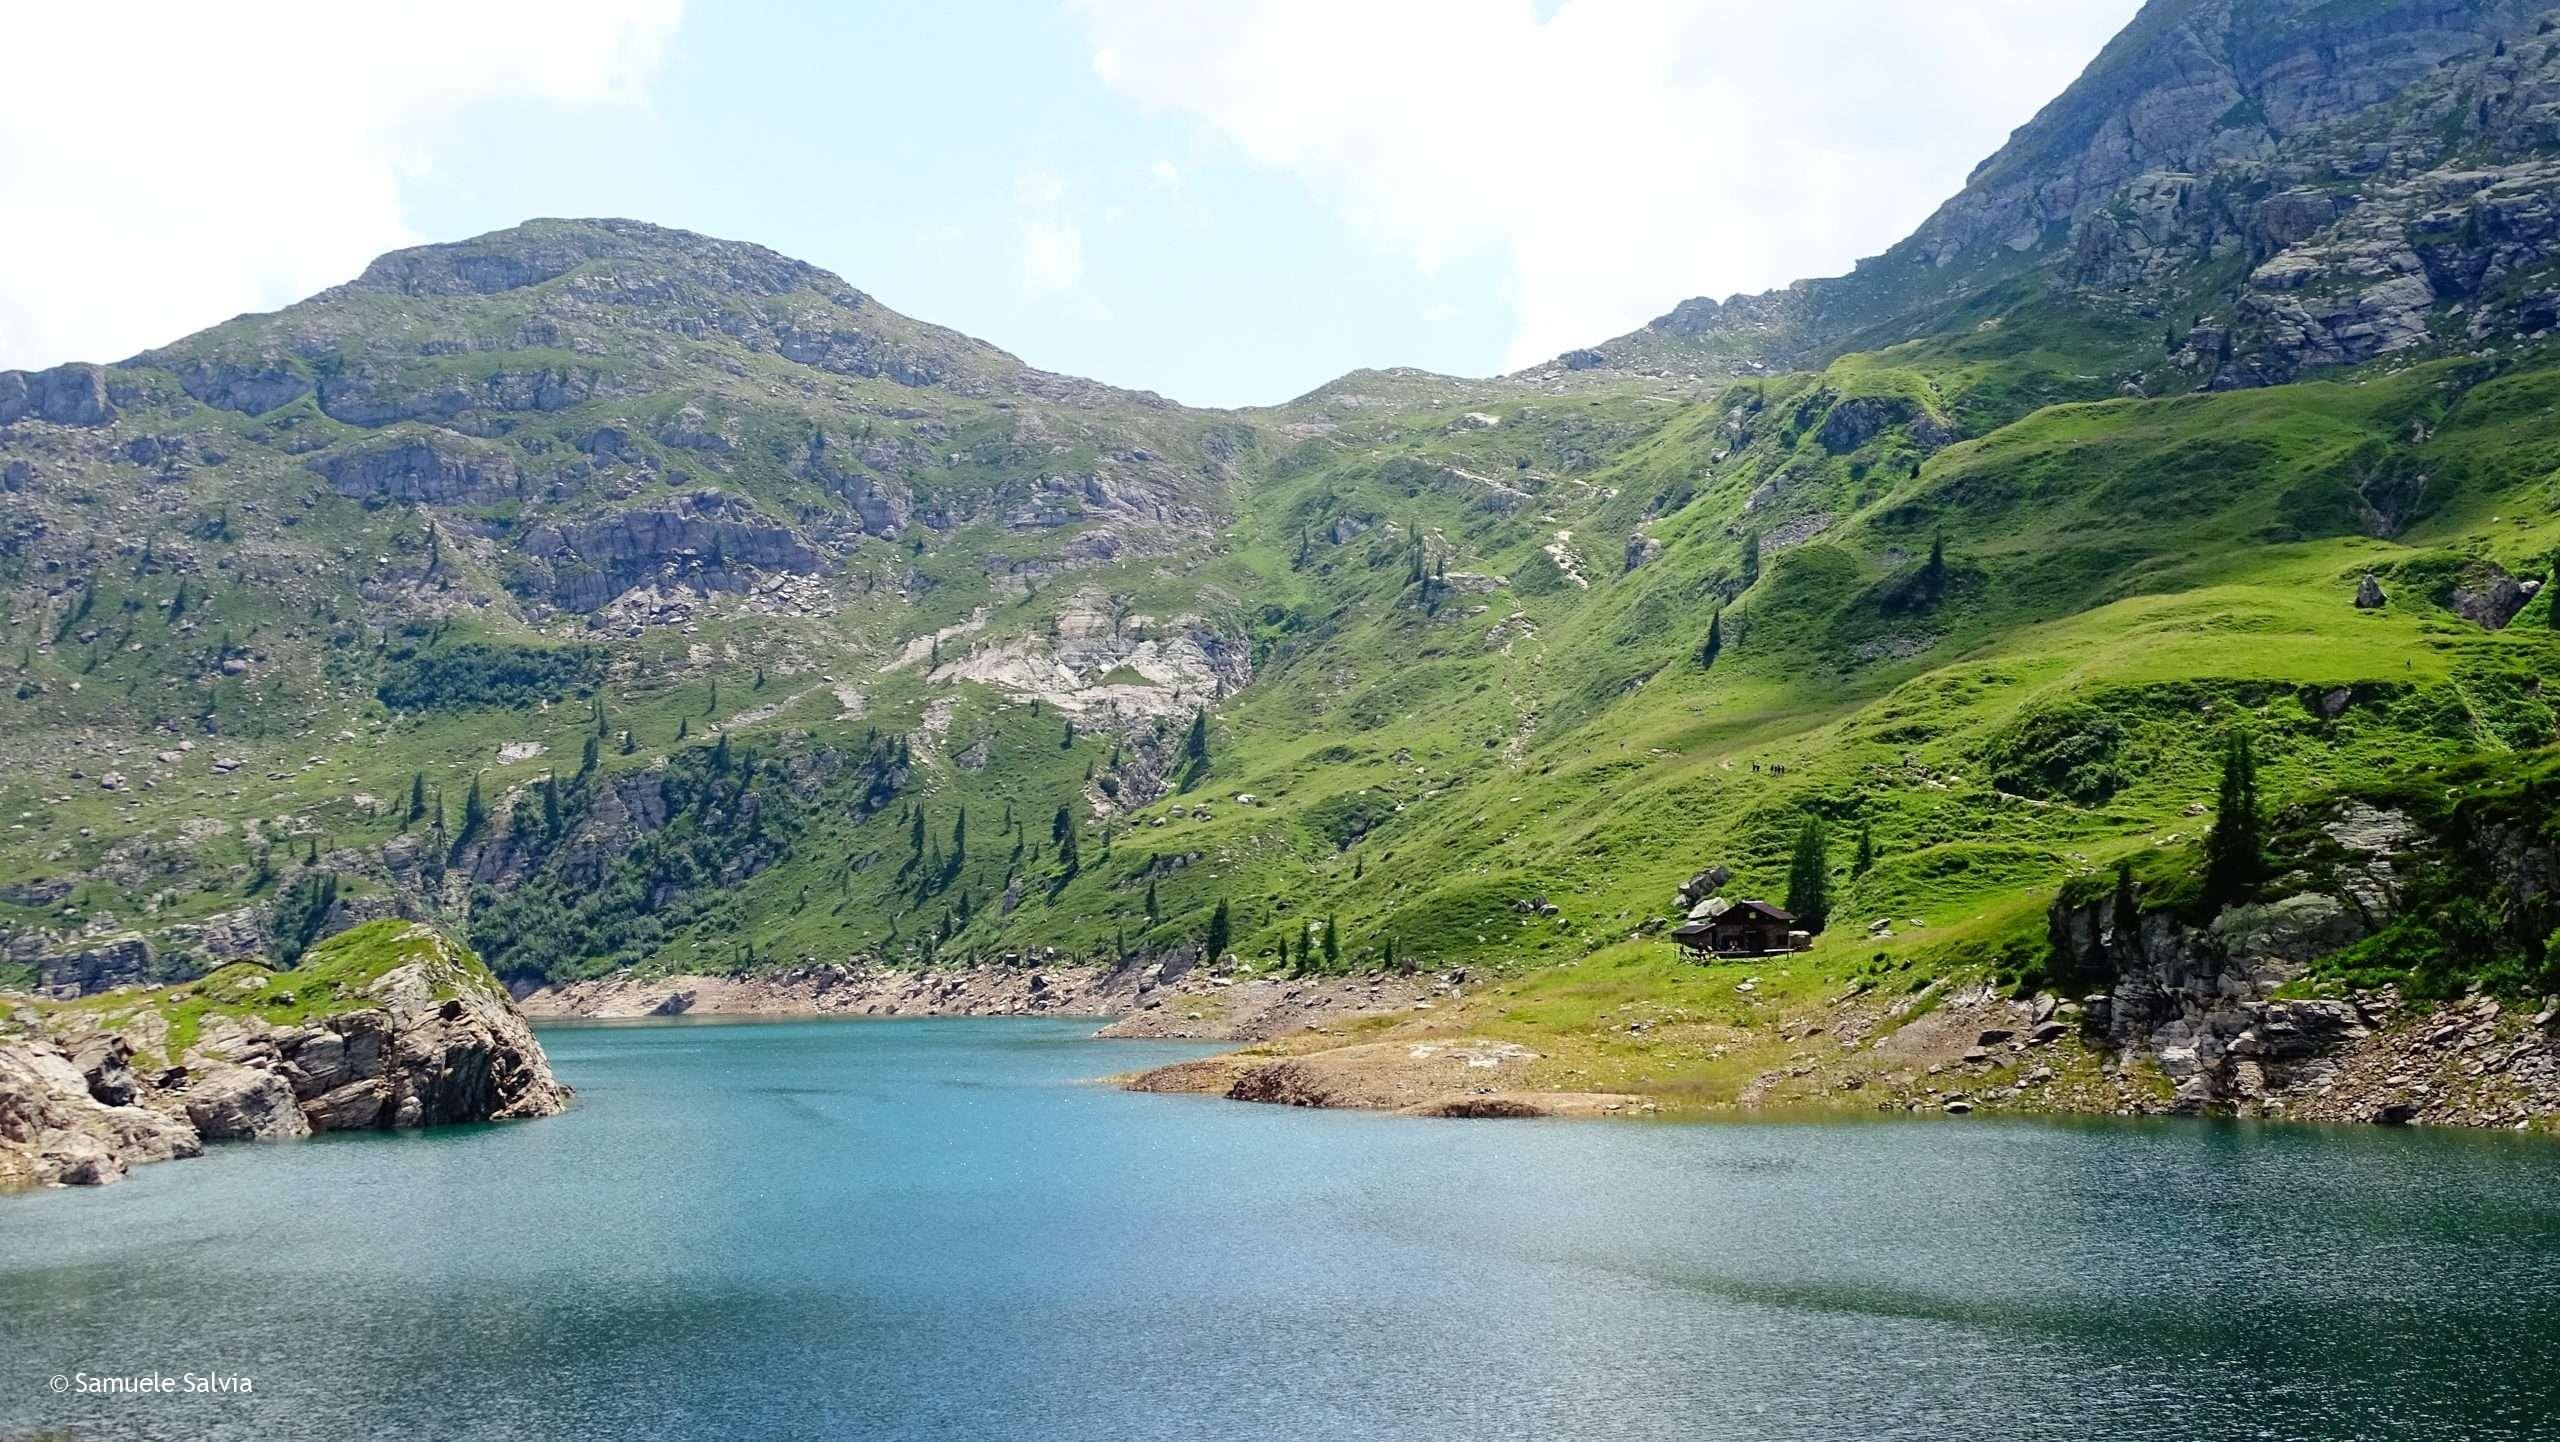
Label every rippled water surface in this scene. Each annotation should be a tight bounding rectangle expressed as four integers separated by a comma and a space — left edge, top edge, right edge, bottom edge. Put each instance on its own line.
6, 1016, 2560, 1441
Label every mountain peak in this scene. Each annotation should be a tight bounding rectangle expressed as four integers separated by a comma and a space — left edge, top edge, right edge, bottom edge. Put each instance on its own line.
1544, 0, 2551, 382
340, 217, 841, 302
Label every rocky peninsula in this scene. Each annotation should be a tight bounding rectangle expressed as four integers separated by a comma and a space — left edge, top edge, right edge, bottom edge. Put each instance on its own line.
1, 921, 568, 1189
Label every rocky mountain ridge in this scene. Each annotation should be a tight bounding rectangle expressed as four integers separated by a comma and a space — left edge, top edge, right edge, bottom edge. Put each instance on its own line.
1551, 0, 2560, 391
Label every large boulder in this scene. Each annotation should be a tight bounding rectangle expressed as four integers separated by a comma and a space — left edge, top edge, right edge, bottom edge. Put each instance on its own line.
0, 1042, 202, 1187
0, 363, 113, 427
182, 1065, 311, 1142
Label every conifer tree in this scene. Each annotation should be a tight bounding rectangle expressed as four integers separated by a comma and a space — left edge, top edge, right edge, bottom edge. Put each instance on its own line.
1740, 531, 1762, 587
457, 775, 487, 849
2201, 733, 2265, 909
1851, 821, 1875, 878
1205, 899, 1232, 959
1145, 876, 1160, 922
1700, 611, 1724, 669
1322, 913, 1340, 967
541, 775, 561, 838
406, 772, 427, 826
1184, 710, 1209, 764
1784, 817, 1830, 934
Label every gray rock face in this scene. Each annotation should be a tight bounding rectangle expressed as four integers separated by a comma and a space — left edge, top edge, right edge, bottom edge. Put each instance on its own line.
2446, 562, 2534, 629
2355, 573, 2388, 608
0, 363, 113, 427
182, 1065, 311, 1142
522, 491, 821, 611
314, 435, 520, 503
35, 933, 153, 997
1577, 1, 2556, 386
1815, 394, 1950, 454
167, 357, 312, 416
2052, 887, 2376, 1112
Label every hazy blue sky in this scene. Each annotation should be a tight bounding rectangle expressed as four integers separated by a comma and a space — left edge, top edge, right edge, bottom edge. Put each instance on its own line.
2, 1, 2141, 407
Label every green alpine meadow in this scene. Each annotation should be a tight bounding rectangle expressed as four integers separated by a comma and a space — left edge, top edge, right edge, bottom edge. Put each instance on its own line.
11, 0, 2560, 1159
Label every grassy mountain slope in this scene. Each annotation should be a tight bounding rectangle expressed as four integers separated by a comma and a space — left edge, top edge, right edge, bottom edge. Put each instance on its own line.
6, 2, 2560, 1042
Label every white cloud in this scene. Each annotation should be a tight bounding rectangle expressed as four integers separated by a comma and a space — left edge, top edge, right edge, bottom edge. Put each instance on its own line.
1015, 165, 1088, 293
1070, 0, 2142, 368
0, 0, 682, 370
1022, 219, 1087, 292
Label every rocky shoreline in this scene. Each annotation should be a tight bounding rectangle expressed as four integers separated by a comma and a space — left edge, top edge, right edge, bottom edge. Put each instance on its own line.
515, 954, 1452, 1043
517, 948, 2560, 1131
2, 923, 568, 1189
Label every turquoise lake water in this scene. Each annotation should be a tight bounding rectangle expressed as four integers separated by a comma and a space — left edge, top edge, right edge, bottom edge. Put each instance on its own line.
6, 1015, 2560, 1441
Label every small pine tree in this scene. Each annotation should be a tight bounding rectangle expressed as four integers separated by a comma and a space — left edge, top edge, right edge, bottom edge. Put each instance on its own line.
457, 775, 487, 849
406, 772, 427, 826
712, 732, 733, 772
1205, 899, 1232, 959
1699, 611, 1724, 669
1057, 823, 1080, 879
1924, 530, 1948, 598
1784, 817, 1830, 934
541, 775, 562, 837
580, 734, 601, 779
705, 679, 718, 716
1052, 804, 1072, 844
676, 716, 689, 741
1062, 718, 1076, 749
1184, 710, 1209, 763
1740, 531, 1761, 587
1852, 821, 1875, 878
2201, 733, 2265, 909
910, 808, 927, 855
1145, 876, 1160, 922
1322, 913, 1340, 967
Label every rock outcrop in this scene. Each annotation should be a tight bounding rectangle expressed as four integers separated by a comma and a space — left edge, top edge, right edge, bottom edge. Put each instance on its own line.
2047, 798, 2560, 1125
314, 434, 520, 504
0, 922, 567, 1189
0, 363, 113, 428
